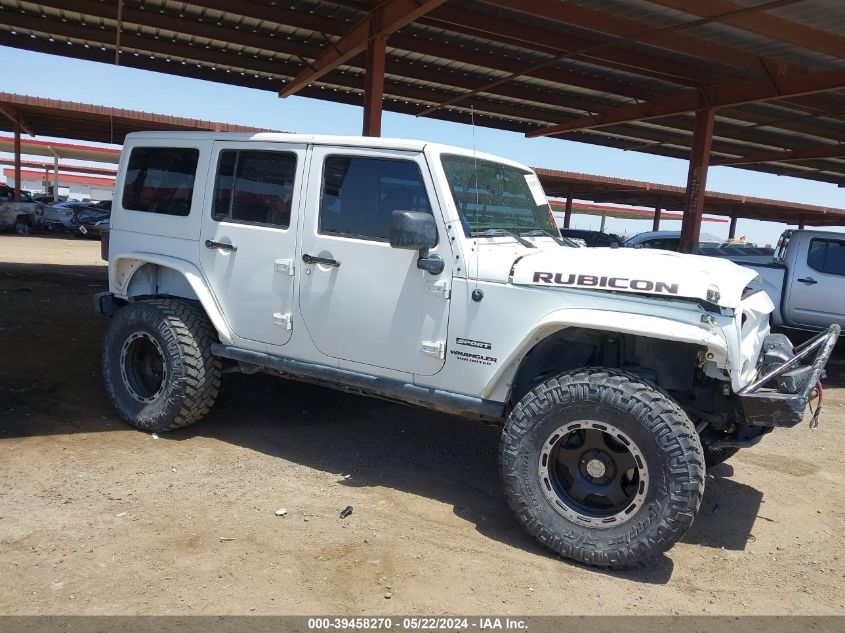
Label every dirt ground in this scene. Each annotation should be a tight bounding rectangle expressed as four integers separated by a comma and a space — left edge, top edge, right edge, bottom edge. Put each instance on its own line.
1, 234, 844, 616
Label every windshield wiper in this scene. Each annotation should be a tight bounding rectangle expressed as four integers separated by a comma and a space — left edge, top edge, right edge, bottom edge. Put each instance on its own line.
472, 228, 536, 248
520, 229, 573, 247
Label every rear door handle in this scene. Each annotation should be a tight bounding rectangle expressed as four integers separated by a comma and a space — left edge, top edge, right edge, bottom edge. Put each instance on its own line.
797, 277, 818, 285
302, 253, 340, 267
205, 239, 237, 252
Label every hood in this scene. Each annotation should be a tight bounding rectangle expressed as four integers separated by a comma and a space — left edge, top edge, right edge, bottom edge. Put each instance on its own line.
471, 243, 759, 308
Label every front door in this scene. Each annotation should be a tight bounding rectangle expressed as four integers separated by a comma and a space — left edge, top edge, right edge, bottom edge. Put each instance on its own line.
785, 234, 845, 330
199, 141, 306, 347
298, 147, 451, 376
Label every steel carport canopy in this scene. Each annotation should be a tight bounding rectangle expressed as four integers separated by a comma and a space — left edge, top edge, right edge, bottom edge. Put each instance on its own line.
1, 0, 844, 187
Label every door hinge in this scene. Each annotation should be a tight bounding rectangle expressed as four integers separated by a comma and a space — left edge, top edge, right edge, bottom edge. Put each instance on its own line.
426, 279, 450, 299
421, 340, 446, 359
273, 312, 293, 330
274, 259, 295, 276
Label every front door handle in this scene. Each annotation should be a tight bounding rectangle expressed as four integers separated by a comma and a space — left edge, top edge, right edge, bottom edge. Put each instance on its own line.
303, 253, 340, 268
205, 239, 237, 252
797, 277, 818, 285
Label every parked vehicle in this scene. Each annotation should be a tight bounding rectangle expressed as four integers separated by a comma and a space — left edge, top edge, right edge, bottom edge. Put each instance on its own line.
626, 230, 774, 263
32, 194, 68, 204
43, 199, 95, 229
558, 227, 623, 247
744, 229, 845, 332
0, 183, 44, 233
71, 206, 111, 238
96, 132, 838, 568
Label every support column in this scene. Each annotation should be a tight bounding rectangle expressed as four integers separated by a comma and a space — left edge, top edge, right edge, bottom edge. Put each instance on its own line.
679, 108, 716, 253
52, 153, 59, 201
362, 34, 386, 137
798, 217, 805, 230
599, 212, 607, 233
728, 213, 738, 239
13, 122, 21, 202
652, 205, 662, 231
563, 194, 573, 228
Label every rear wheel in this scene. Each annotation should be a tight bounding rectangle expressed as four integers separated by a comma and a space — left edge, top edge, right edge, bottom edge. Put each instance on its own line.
102, 299, 221, 432
500, 368, 705, 568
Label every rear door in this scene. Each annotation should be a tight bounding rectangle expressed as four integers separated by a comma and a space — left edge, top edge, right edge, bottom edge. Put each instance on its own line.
297, 146, 452, 376
199, 141, 306, 347
784, 234, 845, 330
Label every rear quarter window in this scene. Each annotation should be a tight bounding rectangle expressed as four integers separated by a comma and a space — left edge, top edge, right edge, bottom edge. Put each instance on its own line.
122, 147, 199, 216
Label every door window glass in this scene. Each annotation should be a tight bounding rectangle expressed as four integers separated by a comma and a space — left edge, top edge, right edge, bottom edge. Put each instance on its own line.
642, 238, 679, 251
212, 150, 296, 228
122, 147, 199, 216
319, 156, 432, 241
808, 238, 845, 276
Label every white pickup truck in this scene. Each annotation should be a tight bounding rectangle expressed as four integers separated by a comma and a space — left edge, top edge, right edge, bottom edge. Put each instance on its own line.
96, 132, 839, 568
745, 229, 845, 332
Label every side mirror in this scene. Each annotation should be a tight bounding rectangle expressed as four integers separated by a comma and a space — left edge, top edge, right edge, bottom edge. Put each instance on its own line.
390, 210, 437, 251
390, 210, 443, 275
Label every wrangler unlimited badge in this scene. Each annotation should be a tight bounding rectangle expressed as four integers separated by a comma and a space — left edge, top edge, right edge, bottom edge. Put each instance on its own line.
532, 272, 679, 295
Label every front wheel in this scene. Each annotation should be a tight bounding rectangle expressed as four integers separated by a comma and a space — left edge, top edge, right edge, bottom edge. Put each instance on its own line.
499, 368, 705, 568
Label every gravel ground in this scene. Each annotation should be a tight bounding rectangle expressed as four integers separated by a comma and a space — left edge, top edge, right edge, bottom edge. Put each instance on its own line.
1, 234, 844, 615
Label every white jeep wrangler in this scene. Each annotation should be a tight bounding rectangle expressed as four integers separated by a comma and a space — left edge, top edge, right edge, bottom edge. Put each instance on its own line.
97, 132, 839, 568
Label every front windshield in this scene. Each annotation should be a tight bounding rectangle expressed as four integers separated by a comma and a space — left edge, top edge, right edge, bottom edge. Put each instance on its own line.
440, 154, 557, 238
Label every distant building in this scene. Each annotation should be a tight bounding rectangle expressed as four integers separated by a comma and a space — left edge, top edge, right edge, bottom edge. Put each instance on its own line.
2, 168, 114, 201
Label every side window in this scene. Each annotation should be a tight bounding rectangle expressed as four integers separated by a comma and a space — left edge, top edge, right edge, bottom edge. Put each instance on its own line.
808, 238, 845, 276
643, 238, 678, 250
319, 156, 432, 241
212, 150, 297, 228
122, 147, 199, 216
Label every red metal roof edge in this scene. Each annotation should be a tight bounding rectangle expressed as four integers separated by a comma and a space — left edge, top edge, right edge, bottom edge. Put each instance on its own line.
4, 167, 115, 186
0, 135, 122, 154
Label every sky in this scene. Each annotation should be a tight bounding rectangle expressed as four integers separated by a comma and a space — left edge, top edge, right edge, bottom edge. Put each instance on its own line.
2, 46, 844, 246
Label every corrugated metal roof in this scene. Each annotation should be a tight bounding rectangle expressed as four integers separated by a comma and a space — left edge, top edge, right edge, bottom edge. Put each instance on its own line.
0, 0, 843, 188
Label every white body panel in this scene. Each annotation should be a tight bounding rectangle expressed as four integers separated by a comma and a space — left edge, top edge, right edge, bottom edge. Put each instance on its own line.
297, 145, 453, 376
198, 140, 308, 348
108, 131, 774, 410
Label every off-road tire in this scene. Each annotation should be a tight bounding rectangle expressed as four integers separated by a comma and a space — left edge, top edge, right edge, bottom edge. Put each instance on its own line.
499, 368, 705, 568
103, 298, 221, 432
702, 445, 739, 468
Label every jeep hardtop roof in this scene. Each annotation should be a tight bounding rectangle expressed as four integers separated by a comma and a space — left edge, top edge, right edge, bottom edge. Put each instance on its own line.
122, 131, 532, 172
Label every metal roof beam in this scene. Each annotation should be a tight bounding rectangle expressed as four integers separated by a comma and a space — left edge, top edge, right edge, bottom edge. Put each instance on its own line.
527, 66, 845, 137
646, 0, 845, 59
712, 144, 845, 166
279, 0, 448, 98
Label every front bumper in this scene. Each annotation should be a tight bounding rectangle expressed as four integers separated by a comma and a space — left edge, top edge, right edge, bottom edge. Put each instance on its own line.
738, 325, 840, 428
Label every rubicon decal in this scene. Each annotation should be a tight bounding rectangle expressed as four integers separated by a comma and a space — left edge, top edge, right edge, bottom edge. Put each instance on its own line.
533, 272, 679, 295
